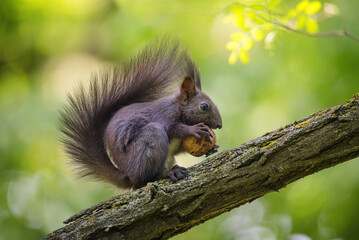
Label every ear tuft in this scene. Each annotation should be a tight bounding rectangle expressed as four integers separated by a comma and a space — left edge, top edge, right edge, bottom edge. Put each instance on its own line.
180, 76, 196, 100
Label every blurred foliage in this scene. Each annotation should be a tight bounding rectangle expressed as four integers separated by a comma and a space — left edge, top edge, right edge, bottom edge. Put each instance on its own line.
0, 0, 359, 239
223, 0, 327, 64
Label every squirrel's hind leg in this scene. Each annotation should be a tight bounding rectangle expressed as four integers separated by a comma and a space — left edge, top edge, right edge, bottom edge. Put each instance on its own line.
126, 122, 169, 188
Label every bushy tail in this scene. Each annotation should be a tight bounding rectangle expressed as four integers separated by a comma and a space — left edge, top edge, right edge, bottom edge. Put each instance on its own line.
59, 38, 200, 186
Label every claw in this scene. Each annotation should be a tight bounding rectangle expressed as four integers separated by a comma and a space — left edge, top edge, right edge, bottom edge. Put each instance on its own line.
174, 170, 185, 180
205, 144, 219, 157
204, 135, 212, 142
164, 165, 189, 182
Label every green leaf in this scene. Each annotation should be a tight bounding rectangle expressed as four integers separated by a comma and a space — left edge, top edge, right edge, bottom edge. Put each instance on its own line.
231, 32, 245, 41
262, 24, 273, 31
238, 49, 250, 64
242, 36, 254, 51
231, 6, 245, 28
305, 1, 322, 15
228, 51, 237, 65
268, 0, 282, 8
234, 13, 246, 28
296, 0, 309, 12
296, 15, 307, 30
247, 11, 264, 24
287, 9, 297, 18
264, 31, 277, 50
251, 29, 264, 41
323, 3, 339, 16
230, 5, 244, 14
306, 18, 319, 34
226, 41, 238, 51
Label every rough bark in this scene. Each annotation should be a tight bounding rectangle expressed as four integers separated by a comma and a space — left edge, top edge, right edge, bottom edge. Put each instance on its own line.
44, 95, 359, 240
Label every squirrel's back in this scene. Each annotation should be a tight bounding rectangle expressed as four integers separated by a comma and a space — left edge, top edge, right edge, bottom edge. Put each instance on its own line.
59, 38, 201, 186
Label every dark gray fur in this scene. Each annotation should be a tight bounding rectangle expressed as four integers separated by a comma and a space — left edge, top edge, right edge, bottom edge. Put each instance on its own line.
59, 39, 222, 189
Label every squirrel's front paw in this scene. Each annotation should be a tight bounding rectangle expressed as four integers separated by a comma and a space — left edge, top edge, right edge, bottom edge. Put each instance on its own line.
164, 165, 188, 182
189, 123, 212, 143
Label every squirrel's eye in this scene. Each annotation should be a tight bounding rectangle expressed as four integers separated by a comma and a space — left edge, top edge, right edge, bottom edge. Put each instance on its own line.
200, 103, 209, 111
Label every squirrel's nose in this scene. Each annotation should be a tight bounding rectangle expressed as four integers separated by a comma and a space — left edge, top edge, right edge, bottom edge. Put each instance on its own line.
213, 122, 222, 129
208, 119, 222, 129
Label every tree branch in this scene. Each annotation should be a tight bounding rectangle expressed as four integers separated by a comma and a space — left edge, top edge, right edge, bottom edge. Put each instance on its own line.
271, 20, 359, 43
44, 95, 359, 240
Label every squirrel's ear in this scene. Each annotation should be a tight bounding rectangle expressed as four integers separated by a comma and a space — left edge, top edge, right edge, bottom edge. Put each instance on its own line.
180, 76, 197, 100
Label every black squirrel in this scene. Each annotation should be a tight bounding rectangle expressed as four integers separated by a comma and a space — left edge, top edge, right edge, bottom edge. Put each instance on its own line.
59, 39, 222, 189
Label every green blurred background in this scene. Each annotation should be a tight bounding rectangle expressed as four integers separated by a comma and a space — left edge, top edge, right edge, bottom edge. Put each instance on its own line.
1, 0, 359, 239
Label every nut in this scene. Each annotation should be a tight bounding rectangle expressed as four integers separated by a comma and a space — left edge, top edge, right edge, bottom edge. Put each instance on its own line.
182, 126, 216, 157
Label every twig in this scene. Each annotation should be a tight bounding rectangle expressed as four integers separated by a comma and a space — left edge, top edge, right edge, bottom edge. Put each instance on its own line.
272, 19, 359, 43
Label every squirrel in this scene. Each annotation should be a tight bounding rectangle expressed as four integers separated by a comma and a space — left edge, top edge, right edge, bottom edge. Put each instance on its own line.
59, 39, 222, 189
